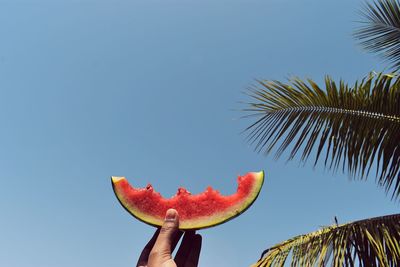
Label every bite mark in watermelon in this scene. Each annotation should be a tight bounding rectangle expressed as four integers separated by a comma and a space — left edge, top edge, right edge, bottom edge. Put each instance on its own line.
111, 171, 264, 230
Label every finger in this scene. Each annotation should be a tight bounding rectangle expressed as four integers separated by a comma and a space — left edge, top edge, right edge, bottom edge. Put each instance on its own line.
161, 258, 178, 267
140, 226, 182, 265
184, 234, 202, 267
174, 231, 196, 267
137, 229, 160, 267
170, 229, 184, 253
148, 209, 179, 266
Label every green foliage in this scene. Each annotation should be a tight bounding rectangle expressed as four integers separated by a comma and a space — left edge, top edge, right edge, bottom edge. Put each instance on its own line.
244, 73, 400, 198
252, 213, 400, 267
245, 1, 400, 266
354, 0, 400, 71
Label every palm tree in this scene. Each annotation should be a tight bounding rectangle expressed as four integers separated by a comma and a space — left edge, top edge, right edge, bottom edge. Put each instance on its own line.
244, 74, 400, 267
354, 0, 400, 72
244, 73, 400, 199
252, 213, 400, 266
244, 0, 400, 265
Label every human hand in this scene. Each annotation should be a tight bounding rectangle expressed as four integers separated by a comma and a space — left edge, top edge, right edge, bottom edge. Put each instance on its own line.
137, 209, 202, 267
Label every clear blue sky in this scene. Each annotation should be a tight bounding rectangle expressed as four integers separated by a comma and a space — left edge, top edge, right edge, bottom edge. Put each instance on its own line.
0, 0, 398, 266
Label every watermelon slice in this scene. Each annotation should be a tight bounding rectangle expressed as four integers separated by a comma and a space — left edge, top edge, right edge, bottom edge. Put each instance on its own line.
111, 171, 264, 230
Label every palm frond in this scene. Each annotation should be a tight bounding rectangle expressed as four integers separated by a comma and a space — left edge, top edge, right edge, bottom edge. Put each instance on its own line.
243, 72, 400, 199
252, 213, 400, 267
354, 0, 400, 71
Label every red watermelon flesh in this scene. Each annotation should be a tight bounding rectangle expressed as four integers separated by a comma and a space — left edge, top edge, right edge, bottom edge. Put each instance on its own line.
111, 171, 264, 230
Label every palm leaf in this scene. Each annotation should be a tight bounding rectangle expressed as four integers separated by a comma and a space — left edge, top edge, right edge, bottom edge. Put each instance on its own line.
243, 72, 400, 199
354, 0, 400, 71
251, 213, 400, 267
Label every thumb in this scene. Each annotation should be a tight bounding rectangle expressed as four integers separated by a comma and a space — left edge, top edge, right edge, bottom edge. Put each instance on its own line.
148, 209, 179, 267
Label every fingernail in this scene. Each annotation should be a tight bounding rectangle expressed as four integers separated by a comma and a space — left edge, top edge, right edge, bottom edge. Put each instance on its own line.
165, 209, 177, 222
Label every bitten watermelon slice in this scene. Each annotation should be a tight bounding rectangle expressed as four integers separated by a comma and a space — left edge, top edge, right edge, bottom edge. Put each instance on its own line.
111, 171, 264, 230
